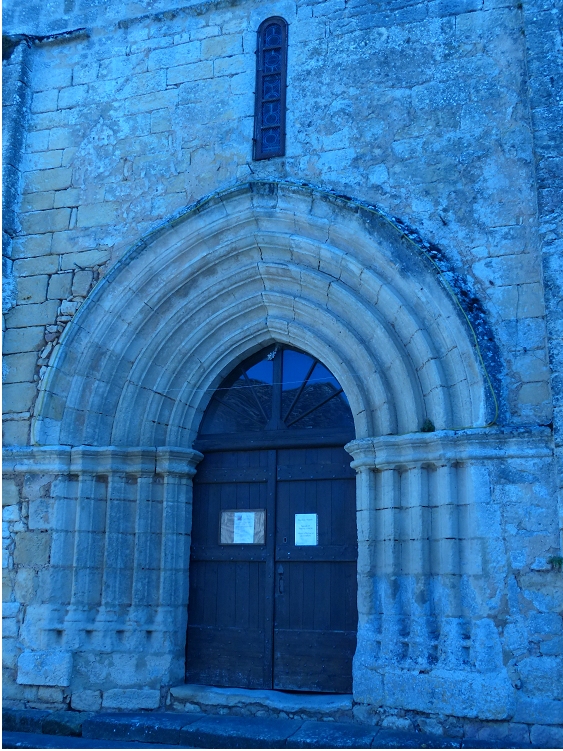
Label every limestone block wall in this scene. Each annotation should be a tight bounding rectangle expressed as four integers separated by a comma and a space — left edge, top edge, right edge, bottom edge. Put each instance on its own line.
1, 0, 555, 441
1, 0, 562, 739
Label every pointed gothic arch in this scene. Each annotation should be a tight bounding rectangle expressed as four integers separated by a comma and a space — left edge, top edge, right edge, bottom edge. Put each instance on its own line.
33, 181, 490, 449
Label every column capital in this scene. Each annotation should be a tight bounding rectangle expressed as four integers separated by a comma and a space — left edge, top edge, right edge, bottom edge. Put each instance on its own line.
156, 447, 204, 476
345, 426, 552, 470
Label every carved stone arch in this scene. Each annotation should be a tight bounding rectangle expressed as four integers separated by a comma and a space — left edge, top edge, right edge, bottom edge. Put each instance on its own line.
7, 181, 546, 719
33, 181, 490, 449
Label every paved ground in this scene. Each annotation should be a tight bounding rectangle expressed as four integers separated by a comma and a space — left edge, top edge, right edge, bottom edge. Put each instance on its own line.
2, 710, 536, 749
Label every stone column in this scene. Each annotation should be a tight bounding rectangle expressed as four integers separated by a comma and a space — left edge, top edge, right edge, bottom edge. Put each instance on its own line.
401, 464, 433, 668
65, 450, 106, 630
153, 448, 202, 636
377, 466, 404, 665
433, 462, 467, 670
345, 428, 552, 721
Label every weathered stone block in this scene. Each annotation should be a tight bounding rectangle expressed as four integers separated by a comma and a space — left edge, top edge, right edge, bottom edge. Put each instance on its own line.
2, 352, 38, 384
72, 270, 93, 298
529, 612, 563, 635
74, 201, 120, 228
150, 109, 172, 134
17, 650, 72, 686
28, 499, 51, 530
16, 275, 49, 305
2, 637, 20, 669
3, 505, 20, 522
512, 694, 563, 725
21, 208, 71, 235
23, 150, 63, 171
58, 84, 88, 109
82, 712, 200, 743
33, 64, 72, 91
530, 724, 563, 749
214, 55, 248, 77
71, 689, 102, 712
31, 90, 59, 114
2, 708, 50, 732
518, 656, 563, 700
2, 480, 19, 507
59, 248, 111, 270
464, 720, 530, 744
384, 669, 514, 720
4, 299, 59, 326
11, 234, 52, 259
3, 420, 29, 446
201, 34, 243, 58
72, 63, 99, 85
102, 688, 161, 710
53, 188, 81, 208
37, 686, 64, 703
21, 190, 56, 212
124, 89, 178, 114
98, 52, 147, 81
47, 272, 73, 300
166, 60, 213, 85
26, 130, 51, 153
3, 617, 18, 637
3, 326, 45, 354
23, 167, 73, 193
43, 709, 92, 735
14, 568, 38, 603
541, 636, 563, 656
148, 41, 200, 70
13, 531, 51, 566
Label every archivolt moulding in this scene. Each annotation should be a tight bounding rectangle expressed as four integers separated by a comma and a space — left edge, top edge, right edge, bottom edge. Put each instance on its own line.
32, 180, 490, 448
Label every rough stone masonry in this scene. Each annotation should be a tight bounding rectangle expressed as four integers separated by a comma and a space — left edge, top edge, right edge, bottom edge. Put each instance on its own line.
2, 0, 562, 746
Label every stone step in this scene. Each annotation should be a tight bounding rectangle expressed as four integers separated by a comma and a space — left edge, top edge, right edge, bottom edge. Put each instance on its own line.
2, 710, 538, 749
49, 713, 500, 749
168, 683, 354, 721
2, 731, 184, 749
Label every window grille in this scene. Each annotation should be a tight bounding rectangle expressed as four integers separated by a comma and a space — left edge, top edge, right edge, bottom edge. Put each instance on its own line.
253, 17, 288, 160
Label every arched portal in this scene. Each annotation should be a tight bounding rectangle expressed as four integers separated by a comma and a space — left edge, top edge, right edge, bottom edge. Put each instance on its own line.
7, 181, 526, 719
32, 181, 489, 449
186, 344, 357, 692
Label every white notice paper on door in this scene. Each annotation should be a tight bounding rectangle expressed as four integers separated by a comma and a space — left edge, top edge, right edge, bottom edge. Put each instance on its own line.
233, 512, 255, 544
295, 514, 318, 546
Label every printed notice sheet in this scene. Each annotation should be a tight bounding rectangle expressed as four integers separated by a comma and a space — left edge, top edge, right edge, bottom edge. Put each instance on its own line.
233, 512, 255, 544
295, 513, 318, 546
220, 510, 265, 544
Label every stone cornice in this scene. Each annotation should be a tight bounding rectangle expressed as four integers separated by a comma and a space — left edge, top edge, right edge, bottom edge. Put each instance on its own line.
2, 445, 203, 476
345, 427, 553, 470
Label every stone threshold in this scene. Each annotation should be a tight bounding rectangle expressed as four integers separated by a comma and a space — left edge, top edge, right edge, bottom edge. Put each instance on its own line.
168, 683, 354, 721
2, 711, 536, 749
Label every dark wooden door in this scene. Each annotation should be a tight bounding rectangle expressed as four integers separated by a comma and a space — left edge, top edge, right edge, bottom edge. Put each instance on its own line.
274, 447, 357, 692
185, 449, 275, 689
185, 345, 357, 692
186, 446, 356, 692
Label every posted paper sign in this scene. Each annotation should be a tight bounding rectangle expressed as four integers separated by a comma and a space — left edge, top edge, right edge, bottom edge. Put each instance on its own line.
295, 513, 318, 546
233, 512, 256, 544
220, 510, 265, 544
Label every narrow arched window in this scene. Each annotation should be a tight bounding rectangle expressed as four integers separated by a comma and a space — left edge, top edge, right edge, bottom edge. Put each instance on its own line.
253, 17, 288, 160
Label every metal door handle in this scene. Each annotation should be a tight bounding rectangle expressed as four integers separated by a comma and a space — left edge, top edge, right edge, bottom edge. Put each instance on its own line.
277, 564, 284, 594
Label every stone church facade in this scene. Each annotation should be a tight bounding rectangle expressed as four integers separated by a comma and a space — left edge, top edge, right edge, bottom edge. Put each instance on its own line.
2, 0, 562, 744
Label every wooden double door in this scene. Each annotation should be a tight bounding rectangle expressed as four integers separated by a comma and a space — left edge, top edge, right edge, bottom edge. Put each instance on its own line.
186, 445, 357, 692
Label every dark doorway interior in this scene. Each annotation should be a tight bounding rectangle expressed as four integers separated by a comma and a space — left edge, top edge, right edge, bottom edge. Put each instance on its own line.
186, 345, 357, 692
